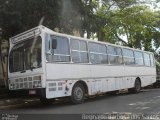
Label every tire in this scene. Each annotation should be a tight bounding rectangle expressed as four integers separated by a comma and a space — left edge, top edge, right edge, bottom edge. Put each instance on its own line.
40, 97, 54, 105
70, 83, 85, 104
129, 79, 141, 93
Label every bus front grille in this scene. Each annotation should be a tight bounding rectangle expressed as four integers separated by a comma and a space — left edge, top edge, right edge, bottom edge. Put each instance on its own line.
10, 76, 42, 90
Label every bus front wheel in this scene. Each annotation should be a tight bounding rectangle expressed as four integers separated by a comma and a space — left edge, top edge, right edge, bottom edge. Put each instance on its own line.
70, 83, 85, 104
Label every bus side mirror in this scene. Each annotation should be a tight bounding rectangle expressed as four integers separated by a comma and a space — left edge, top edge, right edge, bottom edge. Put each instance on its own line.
52, 39, 57, 49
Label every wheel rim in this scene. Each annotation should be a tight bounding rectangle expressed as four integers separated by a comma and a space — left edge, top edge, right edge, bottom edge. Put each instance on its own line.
74, 87, 83, 100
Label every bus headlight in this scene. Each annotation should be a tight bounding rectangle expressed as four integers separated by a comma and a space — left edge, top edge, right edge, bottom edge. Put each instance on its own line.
38, 81, 42, 87
33, 80, 42, 88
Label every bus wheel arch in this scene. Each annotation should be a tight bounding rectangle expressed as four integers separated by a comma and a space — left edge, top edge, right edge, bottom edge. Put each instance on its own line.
70, 80, 88, 104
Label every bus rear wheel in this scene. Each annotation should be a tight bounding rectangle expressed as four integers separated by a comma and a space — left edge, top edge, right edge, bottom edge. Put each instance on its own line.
70, 83, 85, 104
129, 79, 141, 93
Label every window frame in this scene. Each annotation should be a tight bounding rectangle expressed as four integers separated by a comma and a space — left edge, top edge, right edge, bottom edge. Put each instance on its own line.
143, 52, 151, 67
88, 42, 108, 64
9, 36, 42, 73
134, 51, 144, 66
46, 35, 71, 63
70, 38, 89, 63
122, 48, 135, 65
107, 45, 123, 65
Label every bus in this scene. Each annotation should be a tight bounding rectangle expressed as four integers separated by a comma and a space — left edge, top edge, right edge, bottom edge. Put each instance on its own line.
8, 25, 156, 104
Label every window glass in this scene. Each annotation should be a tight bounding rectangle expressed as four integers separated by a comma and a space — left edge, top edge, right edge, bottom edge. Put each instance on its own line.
123, 49, 134, 65
99, 44, 107, 54
117, 48, 122, 55
117, 56, 123, 64
108, 46, 122, 64
89, 42, 98, 53
90, 53, 99, 64
71, 39, 88, 63
80, 41, 87, 51
144, 53, 150, 66
90, 54, 108, 64
9, 36, 42, 73
70, 39, 79, 50
80, 52, 89, 63
53, 36, 70, 55
89, 42, 106, 53
123, 49, 134, 57
71, 51, 89, 63
71, 51, 80, 63
52, 55, 70, 62
12, 51, 23, 71
46, 36, 70, 62
134, 51, 143, 65
89, 42, 108, 64
123, 57, 135, 65
109, 55, 117, 64
108, 46, 117, 55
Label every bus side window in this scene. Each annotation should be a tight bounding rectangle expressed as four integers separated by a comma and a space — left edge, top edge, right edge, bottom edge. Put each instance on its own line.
46, 35, 70, 62
89, 42, 107, 64
71, 39, 88, 63
134, 51, 144, 66
123, 49, 135, 65
108, 46, 122, 64
108, 46, 117, 64
143, 53, 151, 66
117, 47, 123, 64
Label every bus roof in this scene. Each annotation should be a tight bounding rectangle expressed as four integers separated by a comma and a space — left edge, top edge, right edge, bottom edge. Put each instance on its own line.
10, 25, 153, 54
44, 26, 153, 54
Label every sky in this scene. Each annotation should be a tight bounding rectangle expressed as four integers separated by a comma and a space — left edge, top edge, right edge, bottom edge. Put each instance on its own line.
139, 0, 160, 10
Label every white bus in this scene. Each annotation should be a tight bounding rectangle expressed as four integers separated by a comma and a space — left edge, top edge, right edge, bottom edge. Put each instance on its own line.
8, 25, 156, 104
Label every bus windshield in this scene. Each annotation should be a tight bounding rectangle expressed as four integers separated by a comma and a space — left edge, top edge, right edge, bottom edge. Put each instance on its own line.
9, 36, 42, 73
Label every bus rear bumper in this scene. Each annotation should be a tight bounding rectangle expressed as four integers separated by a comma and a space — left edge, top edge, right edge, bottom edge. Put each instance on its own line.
8, 88, 46, 98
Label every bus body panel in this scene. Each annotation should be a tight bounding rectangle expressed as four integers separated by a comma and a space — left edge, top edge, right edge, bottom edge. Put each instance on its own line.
45, 62, 156, 98
8, 26, 46, 92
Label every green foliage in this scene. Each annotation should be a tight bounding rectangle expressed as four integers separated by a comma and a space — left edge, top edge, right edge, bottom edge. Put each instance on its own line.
0, 0, 85, 39
95, 3, 160, 51
0, 0, 160, 52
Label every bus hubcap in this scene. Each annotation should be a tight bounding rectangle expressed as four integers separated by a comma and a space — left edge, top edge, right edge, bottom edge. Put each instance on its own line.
74, 87, 83, 100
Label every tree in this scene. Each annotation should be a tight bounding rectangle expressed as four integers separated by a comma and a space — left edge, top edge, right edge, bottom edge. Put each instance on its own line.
95, 2, 160, 51
0, 0, 87, 40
